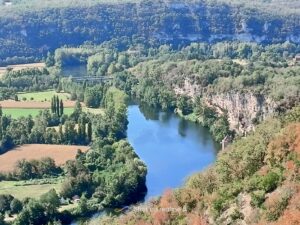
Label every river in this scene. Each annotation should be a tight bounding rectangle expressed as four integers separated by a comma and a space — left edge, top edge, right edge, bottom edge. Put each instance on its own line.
127, 104, 218, 200
63, 66, 218, 223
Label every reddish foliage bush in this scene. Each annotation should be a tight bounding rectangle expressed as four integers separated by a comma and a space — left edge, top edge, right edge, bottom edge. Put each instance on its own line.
159, 189, 178, 208
269, 186, 300, 225
151, 211, 169, 225
266, 123, 300, 165
187, 213, 208, 225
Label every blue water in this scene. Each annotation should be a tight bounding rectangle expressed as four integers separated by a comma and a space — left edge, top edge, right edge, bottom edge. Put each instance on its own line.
127, 105, 218, 200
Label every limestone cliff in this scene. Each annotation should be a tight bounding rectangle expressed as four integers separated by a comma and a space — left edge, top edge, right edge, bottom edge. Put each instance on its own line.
173, 79, 277, 134
205, 92, 277, 134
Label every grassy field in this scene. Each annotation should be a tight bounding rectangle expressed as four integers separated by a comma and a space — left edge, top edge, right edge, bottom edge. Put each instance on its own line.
0, 179, 62, 200
83, 107, 104, 115
0, 144, 89, 172
18, 90, 70, 102
3, 108, 74, 118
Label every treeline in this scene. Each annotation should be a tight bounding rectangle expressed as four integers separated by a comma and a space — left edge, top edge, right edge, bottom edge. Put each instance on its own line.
0, 157, 61, 181
0, 68, 59, 101
51, 96, 64, 117
0, 189, 72, 225
0, 102, 92, 154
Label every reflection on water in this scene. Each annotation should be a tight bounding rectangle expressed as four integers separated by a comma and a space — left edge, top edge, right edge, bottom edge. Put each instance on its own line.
138, 104, 160, 121
61, 64, 88, 77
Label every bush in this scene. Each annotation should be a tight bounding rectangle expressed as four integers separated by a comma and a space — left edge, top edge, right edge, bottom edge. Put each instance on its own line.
265, 191, 291, 221
251, 190, 265, 207
10, 198, 22, 214
212, 195, 229, 217
260, 172, 281, 193
231, 208, 244, 220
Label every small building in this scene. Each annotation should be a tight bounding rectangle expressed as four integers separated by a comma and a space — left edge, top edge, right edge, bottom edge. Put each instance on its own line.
72, 195, 80, 203
294, 54, 300, 64
3, 1, 13, 6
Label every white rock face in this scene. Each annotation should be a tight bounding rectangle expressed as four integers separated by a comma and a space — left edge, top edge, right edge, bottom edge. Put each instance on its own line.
173, 79, 277, 134
205, 92, 277, 134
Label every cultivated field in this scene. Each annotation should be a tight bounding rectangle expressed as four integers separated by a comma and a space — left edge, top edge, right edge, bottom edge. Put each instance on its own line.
2, 108, 74, 118
0, 144, 89, 172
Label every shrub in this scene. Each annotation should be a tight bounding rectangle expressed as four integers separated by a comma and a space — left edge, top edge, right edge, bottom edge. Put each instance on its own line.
231, 208, 244, 220
10, 198, 22, 214
260, 172, 281, 193
251, 190, 265, 207
265, 191, 291, 221
212, 195, 230, 217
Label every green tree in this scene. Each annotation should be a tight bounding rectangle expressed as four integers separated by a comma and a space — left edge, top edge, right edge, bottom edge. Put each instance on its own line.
77, 195, 88, 215
51, 97, 55, 114
10, 198, 22, 214
87, 122, 92, 142
14, 200, 47, 225
56, 96, 60, 117
177, 95, 193, 116
0, 213, 5, 225
0, 195, 13, 214
59, 100, 64, 116
40, 189, 60, 218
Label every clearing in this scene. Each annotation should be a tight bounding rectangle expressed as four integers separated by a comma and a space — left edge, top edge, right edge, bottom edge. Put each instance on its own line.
0, 144, 89, 172
0, 99, 76, 109
18, 90, 70, 102
2, 108, 74, 118
0, 179, 62, 200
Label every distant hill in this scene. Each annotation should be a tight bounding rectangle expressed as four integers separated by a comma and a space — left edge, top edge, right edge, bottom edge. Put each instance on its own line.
0, 0, 299, 64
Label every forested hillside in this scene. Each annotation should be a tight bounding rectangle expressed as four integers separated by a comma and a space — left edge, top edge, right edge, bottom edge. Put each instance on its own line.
95, 104, 300, 225
1, 0, 300, 65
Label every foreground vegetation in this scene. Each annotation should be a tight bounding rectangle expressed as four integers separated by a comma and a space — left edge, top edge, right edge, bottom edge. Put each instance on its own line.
95, 106, 300, 225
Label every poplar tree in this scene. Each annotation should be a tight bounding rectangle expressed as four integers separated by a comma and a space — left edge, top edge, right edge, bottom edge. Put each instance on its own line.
51, 97, 55, 114
56, 96, 60, 116
60, 100, 64, 116
87, 122, 92, 142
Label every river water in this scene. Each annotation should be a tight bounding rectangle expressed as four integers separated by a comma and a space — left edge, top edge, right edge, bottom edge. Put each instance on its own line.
127, 105, 218, 200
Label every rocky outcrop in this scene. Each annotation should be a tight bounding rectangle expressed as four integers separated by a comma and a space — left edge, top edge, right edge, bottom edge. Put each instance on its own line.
173, 80, 277, 134
205, 92, 277, 134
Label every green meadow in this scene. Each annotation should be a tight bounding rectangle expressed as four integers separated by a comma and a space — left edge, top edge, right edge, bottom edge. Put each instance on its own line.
18, 90, 70, 102
3, 108, 74, 118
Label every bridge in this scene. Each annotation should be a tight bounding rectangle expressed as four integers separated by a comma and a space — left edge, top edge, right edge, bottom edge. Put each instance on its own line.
71, 76, 113, 83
